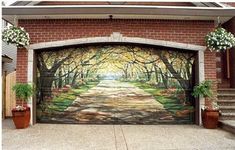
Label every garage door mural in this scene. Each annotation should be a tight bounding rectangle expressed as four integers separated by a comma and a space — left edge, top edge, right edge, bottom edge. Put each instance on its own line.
36, 45, 196, 124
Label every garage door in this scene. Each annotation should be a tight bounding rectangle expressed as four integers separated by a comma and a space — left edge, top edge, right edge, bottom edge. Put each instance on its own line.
36, 45, 196, 124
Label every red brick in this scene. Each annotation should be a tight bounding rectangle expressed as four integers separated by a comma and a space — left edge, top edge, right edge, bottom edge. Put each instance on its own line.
16, 19, 217, 107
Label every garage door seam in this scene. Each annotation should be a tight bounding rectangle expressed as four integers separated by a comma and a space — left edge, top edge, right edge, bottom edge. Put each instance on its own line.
113, 125, 118, 150
120, 125, 129, 150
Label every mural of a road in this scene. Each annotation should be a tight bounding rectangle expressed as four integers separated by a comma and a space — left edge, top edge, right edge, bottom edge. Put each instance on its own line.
36, 45, 195, 124
62, 80, 168, 124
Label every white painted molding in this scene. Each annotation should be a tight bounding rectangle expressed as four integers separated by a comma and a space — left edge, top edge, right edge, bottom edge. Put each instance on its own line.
27, 49, 34, 125
30, 32, 206, 51
198, 50, 205, 126
27, 32, 206, 125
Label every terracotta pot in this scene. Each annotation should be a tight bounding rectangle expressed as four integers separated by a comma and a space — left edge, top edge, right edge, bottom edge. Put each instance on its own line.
12, 107, 30, 129
201, 109, 219, 129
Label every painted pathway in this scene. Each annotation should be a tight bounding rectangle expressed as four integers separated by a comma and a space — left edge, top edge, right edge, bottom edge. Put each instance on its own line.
53, 80, 173, 124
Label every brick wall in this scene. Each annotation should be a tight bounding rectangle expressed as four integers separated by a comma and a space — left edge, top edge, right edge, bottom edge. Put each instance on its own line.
17, 19, 217, 95
19, 19, 213, 45
223, 2, 235, 7
204, 50, 217, 107
16, 48, 28, 83
204, 51, 217, 80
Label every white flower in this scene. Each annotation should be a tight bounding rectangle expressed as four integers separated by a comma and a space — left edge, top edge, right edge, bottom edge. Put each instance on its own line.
2, 26, 30, 48
205, 27, 235, 52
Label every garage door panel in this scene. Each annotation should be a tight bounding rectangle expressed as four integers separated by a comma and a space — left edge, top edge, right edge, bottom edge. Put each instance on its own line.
36, 45, 196, 124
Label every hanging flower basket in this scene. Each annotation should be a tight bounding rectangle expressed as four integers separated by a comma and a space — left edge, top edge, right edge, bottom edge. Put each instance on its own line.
205, 27, 235, 52
2, 26, 30, 48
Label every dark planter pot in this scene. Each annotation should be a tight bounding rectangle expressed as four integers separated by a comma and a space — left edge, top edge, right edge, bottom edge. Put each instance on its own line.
201, 109, 219, 129
12, 107, 30, 129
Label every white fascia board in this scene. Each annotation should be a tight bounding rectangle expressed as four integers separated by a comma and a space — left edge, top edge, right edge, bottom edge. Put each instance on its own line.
2, 5, 235, 16
2, 5, 235, 24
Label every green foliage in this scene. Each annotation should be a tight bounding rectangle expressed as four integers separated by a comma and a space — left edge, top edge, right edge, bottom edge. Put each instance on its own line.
192, 80, 213, 98
12, 83, 33, 102
45, 81, 99, 112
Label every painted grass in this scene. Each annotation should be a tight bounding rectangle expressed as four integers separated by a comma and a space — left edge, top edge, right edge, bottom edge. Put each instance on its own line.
129, 81, 193, 115
48, 81, 99, 112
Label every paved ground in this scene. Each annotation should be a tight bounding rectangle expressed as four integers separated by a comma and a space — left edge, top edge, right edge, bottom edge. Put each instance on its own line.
46, 80, 174, 124
3, 119, 235, 150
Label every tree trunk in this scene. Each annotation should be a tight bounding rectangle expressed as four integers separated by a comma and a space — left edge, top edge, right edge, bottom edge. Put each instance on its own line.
156, 51, 195, 103
54, 79, 57, 88
80, 68, 84, 80
65, 69, 70, 85
39, 71, 55, 99
58, 68, 63, 88
157, 52, 189, 90
143, 65, 151, 81
159, 68, 168, 88
71, 71, 79, 87
153, 64, 159, 82
37, 52, 72, 102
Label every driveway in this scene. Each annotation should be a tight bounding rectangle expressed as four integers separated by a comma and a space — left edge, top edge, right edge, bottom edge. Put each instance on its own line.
3, 119, 235, 150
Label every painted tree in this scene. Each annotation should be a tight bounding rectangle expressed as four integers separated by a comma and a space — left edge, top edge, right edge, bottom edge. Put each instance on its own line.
37, 49, 75, 103
154, 50, 195, 101
37, 45, 195, 104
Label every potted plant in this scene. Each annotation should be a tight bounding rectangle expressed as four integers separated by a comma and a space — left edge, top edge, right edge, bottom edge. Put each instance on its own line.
12, 83, 33, 129
192, 80, 219, 129
205, 27, 235, 52
2, 26, 30, 48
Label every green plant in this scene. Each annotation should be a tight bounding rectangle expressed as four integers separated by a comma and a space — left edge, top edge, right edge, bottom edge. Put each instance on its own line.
2, 26, 30, 48
192, 80, 213, 98
12, 83, 33, 109
205, 27, 235, 52
192, 81, 219, 110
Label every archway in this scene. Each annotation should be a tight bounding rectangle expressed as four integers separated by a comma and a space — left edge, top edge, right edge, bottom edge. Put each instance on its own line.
27, 33, 206, 125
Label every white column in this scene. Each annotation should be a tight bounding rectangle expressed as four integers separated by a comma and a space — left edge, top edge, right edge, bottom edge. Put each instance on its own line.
198, 50, 205, 125
27, 49, 34, 125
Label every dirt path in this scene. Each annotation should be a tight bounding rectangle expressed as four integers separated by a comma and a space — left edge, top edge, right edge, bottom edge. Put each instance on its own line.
57, 80, 173, 124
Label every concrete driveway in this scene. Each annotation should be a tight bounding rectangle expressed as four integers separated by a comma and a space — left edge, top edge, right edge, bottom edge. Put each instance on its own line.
2, 119, 235, 150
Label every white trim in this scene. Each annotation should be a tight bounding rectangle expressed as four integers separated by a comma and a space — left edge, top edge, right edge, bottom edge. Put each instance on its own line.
3, 5, 234, 24
3, 15, 232, 24
27, 49, 34, 125
216, 2, 227, 8
27, 2, 41, 6
3, 5, 235, 18
30, 33, 206, 51
198, 50, 205, 125
27, 33, 206, 125
3, 5, 235, 10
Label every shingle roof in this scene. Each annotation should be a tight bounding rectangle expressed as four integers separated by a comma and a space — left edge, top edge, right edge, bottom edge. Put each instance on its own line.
2, 54, 13, 63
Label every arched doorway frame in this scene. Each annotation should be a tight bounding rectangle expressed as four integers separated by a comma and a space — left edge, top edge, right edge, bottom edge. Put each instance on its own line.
27, 32, 206, 125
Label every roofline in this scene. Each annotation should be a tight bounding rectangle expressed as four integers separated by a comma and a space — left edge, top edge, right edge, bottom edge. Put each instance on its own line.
2, 55, 13, 63
8, 1, 235, 7
2, 5, 235, 16
2, 5, 235, 24
11, 1, 41, 6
